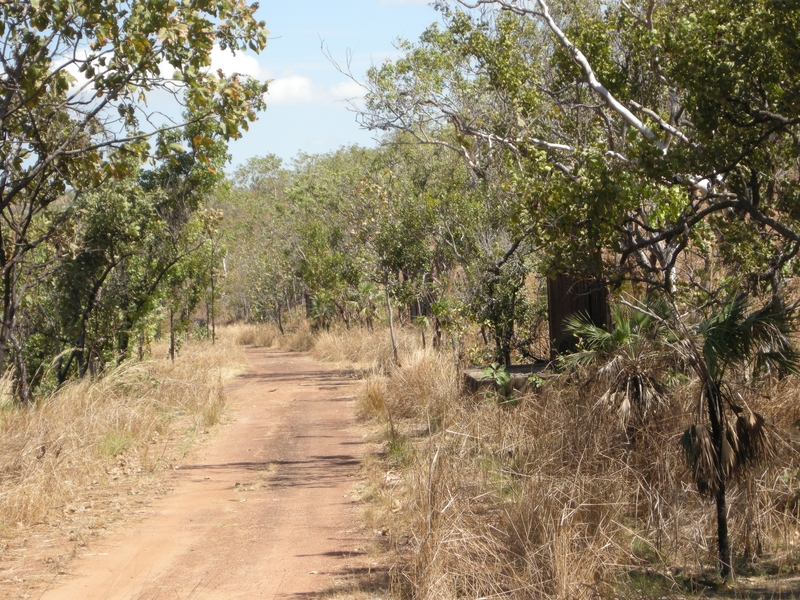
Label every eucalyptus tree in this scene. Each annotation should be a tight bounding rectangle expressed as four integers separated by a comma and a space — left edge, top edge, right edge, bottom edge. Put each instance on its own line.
0, 0, 268, 378
7, 114, 233, 397
48, 167, 159, 385
137, 118, 231, 356
289, 147, 379, 325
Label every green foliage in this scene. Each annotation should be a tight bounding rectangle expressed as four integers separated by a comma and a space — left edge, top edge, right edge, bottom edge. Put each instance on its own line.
480, 363, 519, 406
0, 0, 268, 398
98, 431, 134, 458
561, 302, 673, 428
699, 296, 800, 381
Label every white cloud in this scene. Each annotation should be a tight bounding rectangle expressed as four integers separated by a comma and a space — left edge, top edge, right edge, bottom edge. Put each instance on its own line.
157, 60, 177, 80
209, 45, 263, 78
157, 44, 265, 85
267, 75, 317, 105
60, 44, 264, 88
265, 75, 365, 107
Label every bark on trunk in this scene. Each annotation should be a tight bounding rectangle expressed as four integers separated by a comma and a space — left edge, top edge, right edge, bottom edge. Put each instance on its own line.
169, 309, 176, 363
0, 262, 17, 377
210, 277, 216, 344
386, 286, 399, 366
276, 301, 284, 336
715, 481, 731, 579
707, 384, 732, 580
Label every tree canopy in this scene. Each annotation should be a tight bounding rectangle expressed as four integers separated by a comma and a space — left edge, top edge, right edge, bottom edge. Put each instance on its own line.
0, 0, 268, 397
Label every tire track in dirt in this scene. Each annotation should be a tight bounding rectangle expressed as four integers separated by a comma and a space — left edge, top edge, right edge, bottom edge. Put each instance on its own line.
39, 349, 372, 599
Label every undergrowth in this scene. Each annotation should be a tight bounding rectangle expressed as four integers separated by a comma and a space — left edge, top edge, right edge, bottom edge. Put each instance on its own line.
230, 319, 314, 352
0, 334, 246, 531
317, 327, 800, 599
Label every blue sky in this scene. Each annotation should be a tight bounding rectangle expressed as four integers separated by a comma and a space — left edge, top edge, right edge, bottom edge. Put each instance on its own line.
215, 1, 443, 170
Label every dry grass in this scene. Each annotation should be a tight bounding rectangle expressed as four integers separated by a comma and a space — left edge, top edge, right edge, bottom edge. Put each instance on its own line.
229, 322, 281, 347
0, 334, 246, 531
356, 349, 800, 599
226, 319, 800, 597
277, 320, 315, 352
355, 349, 457, 426
231, 321, 425, 364
313, 326, 423, 371
230, 320, 315, 352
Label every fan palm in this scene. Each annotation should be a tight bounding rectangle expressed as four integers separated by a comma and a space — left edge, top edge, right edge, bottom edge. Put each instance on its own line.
310, 293, 336, 332
566, 295, 798, 580
561, 302, 672, 430
679, 295, 799, 580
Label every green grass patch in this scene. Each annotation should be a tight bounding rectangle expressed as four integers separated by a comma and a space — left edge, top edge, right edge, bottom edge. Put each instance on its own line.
98, 430, 134, 457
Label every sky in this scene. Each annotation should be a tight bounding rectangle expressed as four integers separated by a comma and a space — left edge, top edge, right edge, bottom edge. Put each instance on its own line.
214, 0, 443, 170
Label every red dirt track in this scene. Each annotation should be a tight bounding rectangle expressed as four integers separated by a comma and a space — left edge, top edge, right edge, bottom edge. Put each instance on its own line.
39, 349, 369, 599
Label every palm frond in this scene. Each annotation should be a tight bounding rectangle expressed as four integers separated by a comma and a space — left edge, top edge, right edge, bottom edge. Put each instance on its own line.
558, 348, 599, 370
747, 303, 800, 376
681, 424, 720, 497
562, 301, 672, 429
734, 411, 775, 466
700, 295, 800, 380
699, 294, 750, 379
562, 312, 612, 351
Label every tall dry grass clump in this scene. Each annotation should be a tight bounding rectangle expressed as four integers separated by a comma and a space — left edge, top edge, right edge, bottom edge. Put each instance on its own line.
229, 322, 281, 347
313, 326, 421, 370
277, 319, 314, 352
356, 349, 457, 424
378, 375, 636, 599
0, 335, 246, 530
361, 350, 800, 598
229, 320, 315, 352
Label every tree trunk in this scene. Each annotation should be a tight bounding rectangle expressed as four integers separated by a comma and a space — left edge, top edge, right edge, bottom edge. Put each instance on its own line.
0, 262, 17, 376
77, 336, 88, 379
336, 299, 350, 330
206, 300, 211, 339
276, 301, 284, 335
417, 300, 426, 349
386, 285, 399, 366
169, 308, 176, 363
715, 481, 731, 579
707, 384, 732, 580
210, 277, 216, 344
11, 335, 31, 404
117, 326, 131, 363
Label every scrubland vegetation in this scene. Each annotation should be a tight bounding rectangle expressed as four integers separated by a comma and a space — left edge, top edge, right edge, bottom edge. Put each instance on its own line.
231, 318, 800, 597
4, 0, 800, 597
302, 325, 799, 599
213, 0, 800, 592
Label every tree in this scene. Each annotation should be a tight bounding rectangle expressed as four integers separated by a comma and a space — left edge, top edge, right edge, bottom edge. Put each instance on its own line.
363, 0, 800, 296
0, 0, 268, 375
679, 297, 799, 579
362, 0, 800, 578
214, 154, 296, 324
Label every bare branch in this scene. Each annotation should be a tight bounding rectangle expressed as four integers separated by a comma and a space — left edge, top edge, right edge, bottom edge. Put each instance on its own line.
630, 100, 693, 146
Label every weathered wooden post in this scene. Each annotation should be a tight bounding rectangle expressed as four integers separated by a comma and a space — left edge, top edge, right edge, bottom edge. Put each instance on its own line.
546, 274, 610, 358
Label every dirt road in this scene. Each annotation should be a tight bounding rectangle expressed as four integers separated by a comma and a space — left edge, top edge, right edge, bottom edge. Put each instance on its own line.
39, 349, 371, 599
